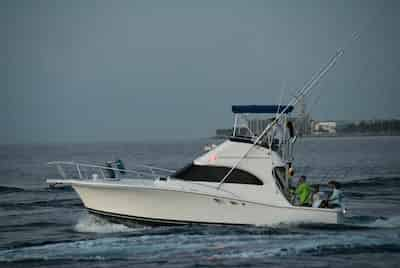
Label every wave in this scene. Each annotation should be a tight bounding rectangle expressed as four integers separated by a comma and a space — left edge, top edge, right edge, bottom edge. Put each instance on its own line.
0, 186, 25, 194
340, 176, 400, 188
263, 215, 400, 231
0, 185, 73, 196
0, 221, 70, 233
337, 215, 400, 230
337, 177, 400, 203
73, 214, 141, 234
1, 230, 399, 263
290, 237, 400, 257
0, 198, 82, 211
364, 215, 400, 228
211, 231, 400, 260
2, 239, 79, 252
276, 242, 400, 257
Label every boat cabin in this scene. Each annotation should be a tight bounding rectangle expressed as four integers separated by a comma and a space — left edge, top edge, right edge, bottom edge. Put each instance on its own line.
173, 105, 298, 205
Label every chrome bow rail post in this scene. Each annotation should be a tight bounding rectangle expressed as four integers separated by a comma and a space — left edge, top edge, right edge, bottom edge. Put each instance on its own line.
47, 161, 176, 181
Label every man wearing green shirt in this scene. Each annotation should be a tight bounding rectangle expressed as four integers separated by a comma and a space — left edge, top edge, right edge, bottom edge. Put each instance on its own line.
295, 175, 312, 206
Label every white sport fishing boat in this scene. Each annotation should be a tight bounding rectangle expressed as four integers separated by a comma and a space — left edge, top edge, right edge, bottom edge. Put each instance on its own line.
46, 104, 344, 226
47, 45, 348, 226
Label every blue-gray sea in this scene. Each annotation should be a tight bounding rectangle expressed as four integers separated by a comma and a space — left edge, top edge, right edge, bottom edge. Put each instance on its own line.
1, 136, 400, 268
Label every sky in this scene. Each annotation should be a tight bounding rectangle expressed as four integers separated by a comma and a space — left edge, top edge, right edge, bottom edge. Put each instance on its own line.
1, 0, 399, 144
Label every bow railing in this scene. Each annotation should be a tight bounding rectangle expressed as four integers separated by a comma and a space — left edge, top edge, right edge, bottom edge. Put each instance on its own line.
47, 161, 176, 181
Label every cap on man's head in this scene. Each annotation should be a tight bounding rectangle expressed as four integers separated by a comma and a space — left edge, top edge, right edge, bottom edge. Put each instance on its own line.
328, 180, 340, 189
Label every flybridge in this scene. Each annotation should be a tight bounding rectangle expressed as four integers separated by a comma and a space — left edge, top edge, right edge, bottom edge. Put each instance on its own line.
232, 105, 294, 114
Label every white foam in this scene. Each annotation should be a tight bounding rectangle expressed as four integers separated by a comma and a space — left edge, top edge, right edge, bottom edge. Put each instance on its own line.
209, 232, 399, 259
1, 230, 400, 263
74, 214, 134, 233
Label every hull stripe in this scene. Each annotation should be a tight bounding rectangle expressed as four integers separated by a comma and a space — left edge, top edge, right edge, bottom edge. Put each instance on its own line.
86, 207, 249, 226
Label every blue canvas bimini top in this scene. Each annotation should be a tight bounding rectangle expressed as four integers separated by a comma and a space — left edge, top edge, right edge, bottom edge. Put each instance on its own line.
231, 105, 294, 114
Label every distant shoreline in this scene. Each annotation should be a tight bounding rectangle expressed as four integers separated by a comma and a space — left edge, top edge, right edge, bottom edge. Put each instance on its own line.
212, 133, 400, 140
305, 133, 400, 138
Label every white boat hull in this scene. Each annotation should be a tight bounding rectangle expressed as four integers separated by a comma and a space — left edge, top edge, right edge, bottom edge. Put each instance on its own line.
69, 180, 343, 226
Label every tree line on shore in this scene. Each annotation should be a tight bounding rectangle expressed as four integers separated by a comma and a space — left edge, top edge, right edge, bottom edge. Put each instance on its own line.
339, 119, 400, 134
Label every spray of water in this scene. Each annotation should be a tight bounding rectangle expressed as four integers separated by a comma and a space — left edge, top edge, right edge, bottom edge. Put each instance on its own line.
74, 214, 138, 233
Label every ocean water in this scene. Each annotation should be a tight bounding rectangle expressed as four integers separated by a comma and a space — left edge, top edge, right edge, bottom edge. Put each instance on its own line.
1, 136, 400, 267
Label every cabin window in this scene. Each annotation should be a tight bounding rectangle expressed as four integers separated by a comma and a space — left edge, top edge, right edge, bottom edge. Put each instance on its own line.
173, 164, 263, 185
272, 167, 287, 193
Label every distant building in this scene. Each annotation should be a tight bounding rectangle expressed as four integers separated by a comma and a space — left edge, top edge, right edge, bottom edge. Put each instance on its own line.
312, 121, 337, 135
292, 96, 312, 136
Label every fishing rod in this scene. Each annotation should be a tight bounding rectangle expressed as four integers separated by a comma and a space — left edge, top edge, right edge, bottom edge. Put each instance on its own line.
217, 47, 345, 189
216, 9, 385, 189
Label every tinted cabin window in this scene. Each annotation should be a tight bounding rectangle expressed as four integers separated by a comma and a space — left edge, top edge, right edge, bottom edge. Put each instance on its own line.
173, 164, 263, 185
272, 166, 291, 202
272, 167, 286, 191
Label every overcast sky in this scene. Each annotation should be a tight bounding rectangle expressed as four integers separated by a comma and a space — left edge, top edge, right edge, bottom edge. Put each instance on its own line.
1, 0, 399, 144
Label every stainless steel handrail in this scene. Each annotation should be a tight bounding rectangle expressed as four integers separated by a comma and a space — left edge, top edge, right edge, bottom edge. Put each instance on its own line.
47, 161, 175, 180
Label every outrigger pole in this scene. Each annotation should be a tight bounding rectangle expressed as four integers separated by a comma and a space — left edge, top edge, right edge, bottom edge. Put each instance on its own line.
217, 47, 345, 189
